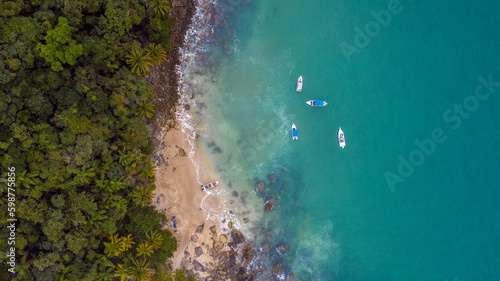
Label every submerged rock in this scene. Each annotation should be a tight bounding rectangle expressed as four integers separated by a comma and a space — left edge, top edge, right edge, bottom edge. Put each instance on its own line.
277, 243, 288, 252
231, 229, 245, 244
255, 181, 265, 192
269, 174, 277, 183
273, 264, 282, 275
286, 272, 295, 281
231, 191, 239, 197
261, 244, 270, 253
265, 201, 274, 213
242, 242, 255, 264
243, 217, 249, 223
240, 191, 249, 199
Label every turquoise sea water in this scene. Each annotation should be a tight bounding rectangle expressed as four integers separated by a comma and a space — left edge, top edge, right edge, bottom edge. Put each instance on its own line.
184, 0, 500, 280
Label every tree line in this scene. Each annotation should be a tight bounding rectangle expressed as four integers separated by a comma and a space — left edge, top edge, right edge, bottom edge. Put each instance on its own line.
0, 0, 194, 280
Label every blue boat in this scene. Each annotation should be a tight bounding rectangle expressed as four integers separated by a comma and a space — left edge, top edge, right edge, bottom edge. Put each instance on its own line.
306, 100, 327, 107
292, 124, 298, 140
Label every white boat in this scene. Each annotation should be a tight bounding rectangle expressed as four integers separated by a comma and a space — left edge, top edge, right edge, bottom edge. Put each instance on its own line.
292, 124, 298, 140
338, 127, 345, 148
201, 181, 219, 191
306, 100, 327, 107
296, 76, 303, 92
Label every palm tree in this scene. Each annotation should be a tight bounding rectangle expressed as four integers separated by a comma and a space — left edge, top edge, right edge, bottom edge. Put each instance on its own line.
16, 170, 37, 188
140, 161, 156, 180
114, 263, 132, 281
146, 43, 167, 65
148, 0, 171, 16
108, 177, 126, 192
118, 150, 133, 166
103, 233, 124, 257
146, 230, 163, 249
136, 99, 156, 119
136, 241, 154, 258
97, 267, 115, 281
126, 258, 152, 281
74, 166, 96, 185
130, 184, 154, 207
125, 47, 154, 75
120, 234, 135, 252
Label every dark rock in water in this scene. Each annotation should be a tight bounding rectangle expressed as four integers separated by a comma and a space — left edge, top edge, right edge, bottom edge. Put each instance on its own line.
207, 141, 216, 147
212, 146, 222, 154
242, 242, 255, 263
286, 272, 294, 281
277, 243, 288, 252
243, 217, 249, 223
261, 244, 270, 253
231, 229, 245, 244
255, 181, 265, 192
195, 223, 204, 233
184, 104, 190, 111
191, 234, 198, 243
179, 147, 187, 156
194, 246, 203, 257
225, 48, 234, 56
240, 191, 249, 199
193, 260, 205, 272
231, 191, 239, 197
210, 65, 216, 73
273, 264, 282, 275
269, 174, 277, 183
265, 200, 274, 213
210, 225, 217, 235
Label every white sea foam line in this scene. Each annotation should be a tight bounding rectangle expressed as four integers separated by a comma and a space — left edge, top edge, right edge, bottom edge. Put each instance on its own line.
174, 0, 257, 236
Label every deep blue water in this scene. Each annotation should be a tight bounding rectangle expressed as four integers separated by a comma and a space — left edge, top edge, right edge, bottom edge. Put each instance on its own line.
191, 0, 500, 280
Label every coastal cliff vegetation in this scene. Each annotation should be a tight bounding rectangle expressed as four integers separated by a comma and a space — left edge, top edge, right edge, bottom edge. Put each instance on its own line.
0, 0, 194, 280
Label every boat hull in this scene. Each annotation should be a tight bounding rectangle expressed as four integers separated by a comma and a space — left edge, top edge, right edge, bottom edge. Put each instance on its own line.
201, 181, 219, 191
296, 76, 303, 92
292, 124, 298, 140
338, 127, 345, 148
306, 100, 327, 107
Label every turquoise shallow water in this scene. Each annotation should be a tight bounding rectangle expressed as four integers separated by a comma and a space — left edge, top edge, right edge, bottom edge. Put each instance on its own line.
190, 0, 500, 280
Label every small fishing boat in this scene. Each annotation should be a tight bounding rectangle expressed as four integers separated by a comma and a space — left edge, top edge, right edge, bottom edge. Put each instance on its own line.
296, 76, 303, 92
292, 124, 298, 140
306, 100, 327, 107
338, 127, 345, 148
201, 181, 219, 191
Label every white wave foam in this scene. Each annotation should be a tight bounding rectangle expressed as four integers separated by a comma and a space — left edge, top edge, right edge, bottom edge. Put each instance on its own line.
173, 0, 262, 237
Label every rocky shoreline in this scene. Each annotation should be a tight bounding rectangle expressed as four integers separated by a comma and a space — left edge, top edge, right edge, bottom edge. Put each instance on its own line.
147, 0, 297, 280
148, 0, 196, 135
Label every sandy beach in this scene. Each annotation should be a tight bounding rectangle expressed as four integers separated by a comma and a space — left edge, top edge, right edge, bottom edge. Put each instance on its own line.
152, 126, 223, 272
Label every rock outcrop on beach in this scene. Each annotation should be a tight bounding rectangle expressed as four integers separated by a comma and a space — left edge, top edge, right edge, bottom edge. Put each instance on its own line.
179, 223, 262, 280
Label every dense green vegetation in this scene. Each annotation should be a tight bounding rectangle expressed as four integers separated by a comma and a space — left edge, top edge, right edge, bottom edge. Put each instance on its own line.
0, 0, 193, 280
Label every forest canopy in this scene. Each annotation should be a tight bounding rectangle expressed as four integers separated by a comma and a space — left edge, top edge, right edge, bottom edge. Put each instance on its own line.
0, 0, 192, 280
